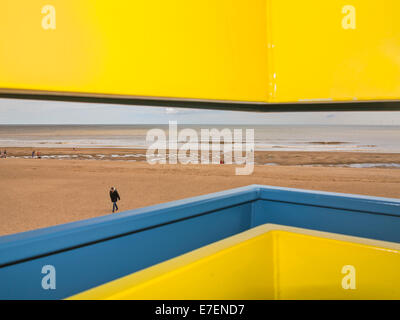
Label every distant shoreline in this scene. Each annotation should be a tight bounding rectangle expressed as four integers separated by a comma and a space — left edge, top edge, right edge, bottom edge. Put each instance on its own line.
2, 146, 400, 168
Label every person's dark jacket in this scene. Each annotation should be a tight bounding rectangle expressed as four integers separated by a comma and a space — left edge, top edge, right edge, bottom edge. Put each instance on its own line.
110, 190, 120, 203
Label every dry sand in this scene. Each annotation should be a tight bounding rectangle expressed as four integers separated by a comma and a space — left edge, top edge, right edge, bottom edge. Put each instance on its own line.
1, 149, 400, 236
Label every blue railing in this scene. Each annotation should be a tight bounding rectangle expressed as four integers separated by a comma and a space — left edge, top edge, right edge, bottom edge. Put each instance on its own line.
0, 185, 399, 299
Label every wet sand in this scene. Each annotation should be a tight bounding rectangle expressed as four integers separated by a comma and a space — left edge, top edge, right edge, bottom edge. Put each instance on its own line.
1, 152, 400, 236
3, 146, 400, 166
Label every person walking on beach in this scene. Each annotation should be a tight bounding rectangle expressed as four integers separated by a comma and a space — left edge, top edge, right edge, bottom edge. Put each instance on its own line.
32, 150, 36, 158
109, 187, 121, 213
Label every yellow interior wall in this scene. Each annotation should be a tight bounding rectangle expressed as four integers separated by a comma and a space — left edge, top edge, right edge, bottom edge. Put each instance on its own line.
276, 231, 400, 299
69, 225, 400, 300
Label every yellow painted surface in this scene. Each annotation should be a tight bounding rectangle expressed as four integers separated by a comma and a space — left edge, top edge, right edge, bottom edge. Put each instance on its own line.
0, 0, 269, 102
0, 1, 399, 103
268, 0, 400, 102
69, 224, 400, 300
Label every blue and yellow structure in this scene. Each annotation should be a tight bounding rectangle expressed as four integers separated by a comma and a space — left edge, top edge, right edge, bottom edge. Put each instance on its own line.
0, 185, 400, 299
69, 224, 400, 300
1, 0, 400, 299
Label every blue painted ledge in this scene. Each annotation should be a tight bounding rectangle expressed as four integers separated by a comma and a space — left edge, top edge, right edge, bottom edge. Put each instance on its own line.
0, 185, 399, 299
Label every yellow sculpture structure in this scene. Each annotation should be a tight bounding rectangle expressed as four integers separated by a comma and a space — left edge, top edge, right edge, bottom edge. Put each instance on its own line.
1, 1, 399, 106
70, 224, 400, 300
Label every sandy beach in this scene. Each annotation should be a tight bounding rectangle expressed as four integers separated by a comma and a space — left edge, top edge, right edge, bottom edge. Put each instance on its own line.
1, 148, 400, 236
3, 146, 400, 166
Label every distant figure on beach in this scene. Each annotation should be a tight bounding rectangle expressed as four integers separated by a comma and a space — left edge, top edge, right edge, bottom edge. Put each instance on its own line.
37, 151, 41, 159
109, 187, 121, 213
2, 150, 6, 158
32, 150, 35, 158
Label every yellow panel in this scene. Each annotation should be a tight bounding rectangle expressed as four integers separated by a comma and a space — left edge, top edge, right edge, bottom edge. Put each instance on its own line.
276, 231, 400, 299
69, 226, 276, 300
0, 0, 269, 102
1, 1, 399, 104
68, 224, 400, 300
269, 0, 400, 102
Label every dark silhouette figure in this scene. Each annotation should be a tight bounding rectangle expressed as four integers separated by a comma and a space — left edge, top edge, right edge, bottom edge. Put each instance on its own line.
109, 187, 121, 213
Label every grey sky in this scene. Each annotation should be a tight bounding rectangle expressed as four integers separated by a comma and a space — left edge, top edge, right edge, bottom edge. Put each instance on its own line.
0, 98, 400, 125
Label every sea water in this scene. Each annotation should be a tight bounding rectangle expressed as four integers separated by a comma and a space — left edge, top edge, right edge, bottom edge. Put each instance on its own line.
0, 124, 399, 153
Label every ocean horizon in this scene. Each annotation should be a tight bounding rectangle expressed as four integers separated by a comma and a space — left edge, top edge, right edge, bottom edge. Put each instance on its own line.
0, 124, 400, 153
